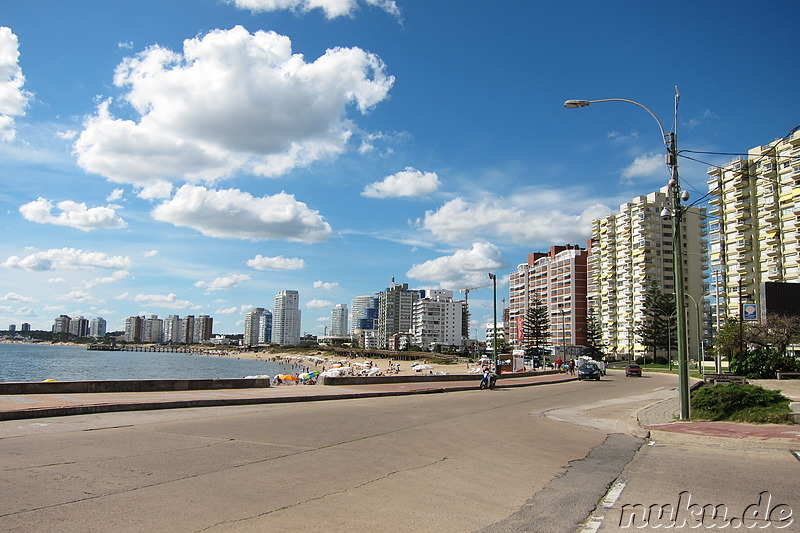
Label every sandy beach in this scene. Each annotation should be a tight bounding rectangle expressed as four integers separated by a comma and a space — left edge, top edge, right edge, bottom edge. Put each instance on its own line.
198, 347, 478, 378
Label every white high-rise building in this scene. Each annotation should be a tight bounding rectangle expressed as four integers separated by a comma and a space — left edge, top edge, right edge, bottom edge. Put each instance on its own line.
378, 283, 420, 349
142, 315, 164, 343
272, 290, 301, 345
411, 290, 466, 350
331, 304, 348, 337
244, 308, 272, 346
588, 188, 707, 361
350, 295, 374, 334
163, 315, 181, 343
707, 131, 800, 329
89, 317, 106, 338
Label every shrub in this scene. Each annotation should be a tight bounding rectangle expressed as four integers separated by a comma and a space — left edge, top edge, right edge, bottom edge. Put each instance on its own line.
730, 349, 800, 379
691, 383, 792, 423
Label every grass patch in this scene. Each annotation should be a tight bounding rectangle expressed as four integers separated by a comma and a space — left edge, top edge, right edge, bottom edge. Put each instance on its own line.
691, 383, 793, 424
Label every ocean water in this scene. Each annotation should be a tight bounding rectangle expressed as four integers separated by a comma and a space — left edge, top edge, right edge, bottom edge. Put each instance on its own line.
0, 343, 296, 383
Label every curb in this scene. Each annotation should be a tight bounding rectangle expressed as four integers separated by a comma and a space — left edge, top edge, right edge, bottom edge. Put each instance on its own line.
0, 376, 578, 421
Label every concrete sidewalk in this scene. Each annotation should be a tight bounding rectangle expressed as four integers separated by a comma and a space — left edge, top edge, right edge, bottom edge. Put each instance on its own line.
0, 372, 576, 421
2, 373, 799, 448
637, 379, 800, 448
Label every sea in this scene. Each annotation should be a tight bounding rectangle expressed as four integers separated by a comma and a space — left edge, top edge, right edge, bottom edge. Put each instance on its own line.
0, 343, 297, 383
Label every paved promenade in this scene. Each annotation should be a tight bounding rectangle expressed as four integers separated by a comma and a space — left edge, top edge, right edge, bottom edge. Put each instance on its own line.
2, 372, 799, 447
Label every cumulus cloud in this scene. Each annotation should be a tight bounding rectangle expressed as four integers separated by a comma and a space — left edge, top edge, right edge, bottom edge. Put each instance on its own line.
230, 0, 400, 19
57, 290, 95, 303
216, 304, 253, 315
621, 152, 666, 180
194, 273, 251, 292
420, 192, 611, 247
1, 247, 132, 271
313, 280, 339, 290
152, 184, 332, 242
247, 254, 305, 271
80, 270, 132, 289
406, 242, 505, 290
143, 250, 159, 258
19, 197, 127, 231
1, 292, 34, 302
362, 167, 440, 198
306, 298, 332, 309
131, 293, 202, 310
0, 27, 30, 142
75, 26, 394, 190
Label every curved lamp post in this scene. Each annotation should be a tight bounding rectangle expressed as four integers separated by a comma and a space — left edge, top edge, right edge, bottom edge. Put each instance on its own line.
565, 92, 691, 419
488, 273, 498, 373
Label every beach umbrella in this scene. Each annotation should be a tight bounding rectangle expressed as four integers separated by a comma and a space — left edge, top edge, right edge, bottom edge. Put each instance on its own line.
414, 364, 434, 371
279, 374, 299, 381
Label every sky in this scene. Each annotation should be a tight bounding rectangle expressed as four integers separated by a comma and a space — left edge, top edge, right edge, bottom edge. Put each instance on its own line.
1, 1, 799, 338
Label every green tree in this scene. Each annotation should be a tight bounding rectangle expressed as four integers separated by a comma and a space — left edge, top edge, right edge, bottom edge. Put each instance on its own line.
582, 311, 605, 360
635, 283, 676, 364
522, 297, 551, 358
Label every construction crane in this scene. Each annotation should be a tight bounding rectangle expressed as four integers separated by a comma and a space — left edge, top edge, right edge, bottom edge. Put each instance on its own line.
459, 283, 493, 339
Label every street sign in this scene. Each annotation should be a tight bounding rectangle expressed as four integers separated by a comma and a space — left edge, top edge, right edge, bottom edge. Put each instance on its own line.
743, 303, 758, 321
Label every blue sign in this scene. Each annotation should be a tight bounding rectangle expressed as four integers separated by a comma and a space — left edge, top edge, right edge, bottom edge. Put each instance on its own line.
743, 303, 758, 321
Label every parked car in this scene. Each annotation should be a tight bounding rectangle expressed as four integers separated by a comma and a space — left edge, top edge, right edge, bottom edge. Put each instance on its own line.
625, 363, 642, 377
577, 362, 601, 381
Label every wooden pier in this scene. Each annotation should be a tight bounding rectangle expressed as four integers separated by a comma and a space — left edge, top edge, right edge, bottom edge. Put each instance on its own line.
87, 344, 196, 354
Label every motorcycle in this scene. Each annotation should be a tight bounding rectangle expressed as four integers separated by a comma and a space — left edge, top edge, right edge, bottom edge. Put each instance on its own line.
479, 369, 497, 390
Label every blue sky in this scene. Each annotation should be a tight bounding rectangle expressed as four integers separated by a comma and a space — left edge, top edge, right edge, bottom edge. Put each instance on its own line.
1, 0, 799, 337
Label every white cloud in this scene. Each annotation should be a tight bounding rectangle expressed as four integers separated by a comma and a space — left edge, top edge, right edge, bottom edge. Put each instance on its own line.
216, 304, 252, 315
194, 273, 251, 292
362, 167, 440, 198
143, 250, 159, 258
106, 189, 124, 202
75, 26, 394, 189
247, 254, 305, 271
306, 298, 332, 309
1, 292, 34, 302
0, 27, 30, 142
19, 197, 127, 231
621, 152, 666, 180
57, 290, 95, 303
229, 0, 400, 19
47, 278, 66, 284
1, 247, 133, 271
420, 192, 611, 247
406, 242, 504, 290
152, 184, 332, 242
313, 280, 339, 290
80, 270, 132, 289
56, 130, 78, 140
131, 293, 202, 310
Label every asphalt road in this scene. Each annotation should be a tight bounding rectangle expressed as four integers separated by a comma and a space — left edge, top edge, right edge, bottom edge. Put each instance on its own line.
1, 372, 796, 532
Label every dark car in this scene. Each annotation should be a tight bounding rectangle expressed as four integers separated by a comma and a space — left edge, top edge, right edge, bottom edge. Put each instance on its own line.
577, 362, 601, 381
626, 363, 642, 377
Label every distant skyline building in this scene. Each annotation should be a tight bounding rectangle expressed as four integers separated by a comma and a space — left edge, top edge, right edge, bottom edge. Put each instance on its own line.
53, 314, 70, 334
142, 315, 164, 343
330, 304, 348, 337
272, 290, 301, 345
378, 282, 421, 349
244, 308, 272, 346
349, 295, 374, 334
89, 317, 107, 338
411, 289, 465, 350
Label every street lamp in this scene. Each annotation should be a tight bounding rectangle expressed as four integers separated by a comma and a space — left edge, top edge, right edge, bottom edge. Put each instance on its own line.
488, 273, 498, 373
565, 90, 691, 419
685, 293, 705, 371
559, 308, 567, 361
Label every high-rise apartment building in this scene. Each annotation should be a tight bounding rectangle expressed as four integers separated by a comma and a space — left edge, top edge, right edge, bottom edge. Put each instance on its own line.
349, 295, 374, 334
124, 316, 143, 342
244, 308, 272, 346
330, 304, 348, 337
142, 315, 164, 343
707, 131, 800, 328
53, 314, 70, 334
411, 289, 466, 350
193, 315, 213, 343
588, 188, 707, 361
508, 245, 589, 357
163, 315, 181, 343
89, 317, 106, 338
272, 290, 301, 345
69, 316, 90, 338
377, 282, 420, 349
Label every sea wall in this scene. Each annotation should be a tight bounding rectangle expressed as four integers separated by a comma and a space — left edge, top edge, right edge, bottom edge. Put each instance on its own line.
320, 370, 559, 386
0, 378, 271, 394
